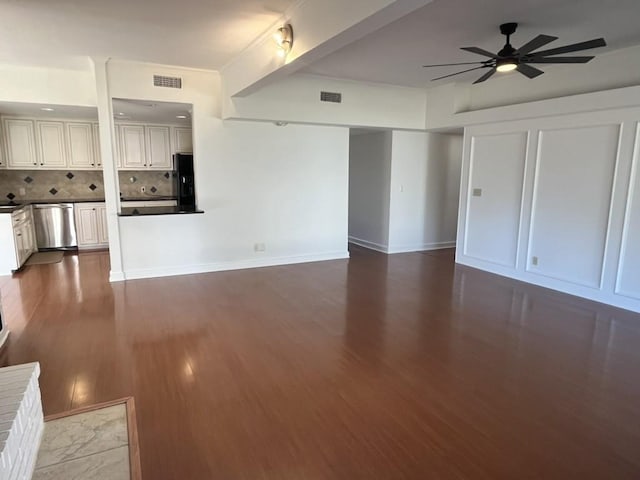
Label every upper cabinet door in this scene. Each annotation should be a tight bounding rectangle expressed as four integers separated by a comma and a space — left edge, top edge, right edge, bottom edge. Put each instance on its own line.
120, 124, 147, 169
174, 127, 193, 153
37, 122, 67, 169
66, 123, 95, 169
147, 126, 172, 170
3, 119, 38, 168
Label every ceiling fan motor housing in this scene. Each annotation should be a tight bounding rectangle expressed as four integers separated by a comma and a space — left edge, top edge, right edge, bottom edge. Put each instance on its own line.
500, 22, 518, 36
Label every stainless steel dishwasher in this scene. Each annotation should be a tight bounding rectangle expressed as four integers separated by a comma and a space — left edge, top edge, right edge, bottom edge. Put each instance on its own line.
32, 203, 77, 250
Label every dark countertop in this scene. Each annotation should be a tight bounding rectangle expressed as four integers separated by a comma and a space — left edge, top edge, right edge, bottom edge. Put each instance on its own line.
120, 196, 178, 202
0, 198, 107, 214
119, 206, 204, 217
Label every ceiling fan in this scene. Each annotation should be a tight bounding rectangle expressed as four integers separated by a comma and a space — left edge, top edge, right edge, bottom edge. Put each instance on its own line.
423, 23, 606, 84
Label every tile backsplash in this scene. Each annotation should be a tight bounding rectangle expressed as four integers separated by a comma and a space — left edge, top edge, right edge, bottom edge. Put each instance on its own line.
118, 170, 175, 198
0, 169, 176, 202
0, 170, 105, 201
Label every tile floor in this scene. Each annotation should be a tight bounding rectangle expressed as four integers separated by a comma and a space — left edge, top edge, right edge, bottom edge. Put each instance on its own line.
32, 404, 130, 480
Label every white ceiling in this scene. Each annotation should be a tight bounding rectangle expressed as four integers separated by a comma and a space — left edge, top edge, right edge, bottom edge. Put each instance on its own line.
112, 99, 192, 125
303, 0, 640, 88
2, 0, 640, 88
0, 0, 295, 70
0, 102, 98, 120
0, 100, 191, 125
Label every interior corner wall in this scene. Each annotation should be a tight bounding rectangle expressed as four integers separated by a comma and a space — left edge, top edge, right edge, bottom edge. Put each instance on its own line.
456, 106, 640, 313
387, 131, 461, 253
348, 131, 392, 252
107, 61, 349, 279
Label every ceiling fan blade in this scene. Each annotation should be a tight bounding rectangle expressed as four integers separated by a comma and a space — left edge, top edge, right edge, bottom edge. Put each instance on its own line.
473, 68, 497, 84
431, 66, 488, 82
423, 61, 486, 68
516, 34, 558, 55
531, 38, 606, 57
516, 63, 544, 79
523, 56, 595, 64
460, 46, 498, 59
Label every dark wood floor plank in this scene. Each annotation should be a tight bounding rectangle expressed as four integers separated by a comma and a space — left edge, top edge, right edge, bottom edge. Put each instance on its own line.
1, 246, 639, 479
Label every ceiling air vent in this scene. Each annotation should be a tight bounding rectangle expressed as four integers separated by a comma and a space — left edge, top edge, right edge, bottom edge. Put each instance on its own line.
320, 91, 342, 103
153, 75, 182, 89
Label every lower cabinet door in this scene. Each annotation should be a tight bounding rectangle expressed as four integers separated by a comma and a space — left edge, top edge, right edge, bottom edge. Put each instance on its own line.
97, 206, 109, 244
75, 205, 100, 246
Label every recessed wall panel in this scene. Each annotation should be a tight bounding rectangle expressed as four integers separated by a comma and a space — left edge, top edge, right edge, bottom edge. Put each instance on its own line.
464, 132, 527, 267
616, 125, 640, 299
528, 125, 619, 287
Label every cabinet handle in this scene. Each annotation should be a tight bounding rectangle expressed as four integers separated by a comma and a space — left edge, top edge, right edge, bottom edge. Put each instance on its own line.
33, 162, 37, 165
16, 233, 22, 237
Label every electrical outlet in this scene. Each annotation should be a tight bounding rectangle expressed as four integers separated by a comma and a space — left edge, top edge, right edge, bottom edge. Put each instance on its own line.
473, 188, 482, 197
532, 256, 539, 266
19, 188, 26, 196
254, 243, 266, 252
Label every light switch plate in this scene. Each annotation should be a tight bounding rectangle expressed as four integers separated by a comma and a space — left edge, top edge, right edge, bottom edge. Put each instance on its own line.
532, 256, 538, 266
473, 188, 482, 197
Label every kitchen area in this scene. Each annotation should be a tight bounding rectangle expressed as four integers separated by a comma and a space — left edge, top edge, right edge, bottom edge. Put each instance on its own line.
0, 99, 196, 276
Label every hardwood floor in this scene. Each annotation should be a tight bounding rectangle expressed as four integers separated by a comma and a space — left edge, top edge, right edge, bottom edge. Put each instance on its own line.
1, 246, 639, 479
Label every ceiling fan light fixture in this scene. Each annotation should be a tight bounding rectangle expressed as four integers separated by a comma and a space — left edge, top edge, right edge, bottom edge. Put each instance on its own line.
496, 59, 518, 73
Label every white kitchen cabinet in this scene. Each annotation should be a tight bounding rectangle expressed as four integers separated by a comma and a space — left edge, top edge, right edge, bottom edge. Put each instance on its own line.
3, 119, 38, 168
92, 123, 103, 168
119, 125, 147, 169
66, 122, 96, 169
75, 203, 108, 249
97, 204, 109, 245
146, 126, 172, 169
36, 122, 67, 169
0, 206, 36, 274
174, 127, 193, 153
0, 134, 5, 168
14, 219, 35, 267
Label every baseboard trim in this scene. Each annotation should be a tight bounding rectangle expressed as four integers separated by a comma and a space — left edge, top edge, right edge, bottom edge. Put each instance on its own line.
348, 237, 456, 255
118, 251, 350, 281
348, 236, 389, 253
109, 271, 125, 282
387, 241, 456, 254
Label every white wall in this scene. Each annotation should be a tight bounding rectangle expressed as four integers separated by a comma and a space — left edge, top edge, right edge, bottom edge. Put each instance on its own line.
224, 73, 427, 130
387, 131, 461, 252
0, 63, 96, 106
348, 131, 392, 251
457, 106, 640, 313
106, 61, 349, 279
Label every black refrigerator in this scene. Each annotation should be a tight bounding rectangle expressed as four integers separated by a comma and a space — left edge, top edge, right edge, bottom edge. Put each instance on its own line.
174, 154, 196, 208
